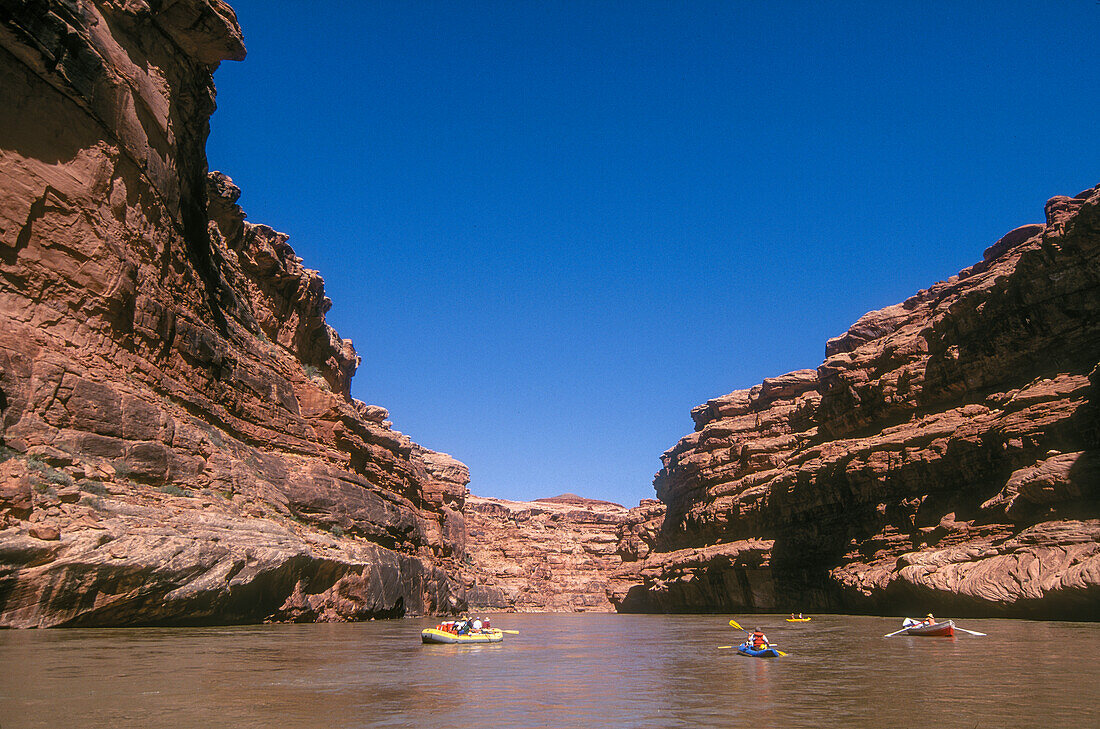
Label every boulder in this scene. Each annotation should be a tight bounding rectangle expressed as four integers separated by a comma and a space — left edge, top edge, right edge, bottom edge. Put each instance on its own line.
0, 460, 34, 520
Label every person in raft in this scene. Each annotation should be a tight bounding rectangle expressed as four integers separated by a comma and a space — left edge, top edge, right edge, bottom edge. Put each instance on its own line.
922, 613, 936, 626
750, 628, 769, 649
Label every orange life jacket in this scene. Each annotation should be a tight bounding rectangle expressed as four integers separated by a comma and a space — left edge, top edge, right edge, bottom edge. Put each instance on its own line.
751, 631, 767, 648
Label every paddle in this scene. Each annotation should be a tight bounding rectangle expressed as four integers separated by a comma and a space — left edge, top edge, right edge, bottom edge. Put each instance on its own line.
499, 629, 520, 634
728, 619, 743, 630
953, 626, 986, 636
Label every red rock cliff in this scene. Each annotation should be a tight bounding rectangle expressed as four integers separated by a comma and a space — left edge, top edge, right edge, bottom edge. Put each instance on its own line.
611, 186, 1100, 619
464, 494, 629, 612
0, 0, 469, 626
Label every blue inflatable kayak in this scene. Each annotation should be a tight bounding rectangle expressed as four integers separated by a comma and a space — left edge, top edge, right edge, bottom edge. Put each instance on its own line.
737, 642, 782, 658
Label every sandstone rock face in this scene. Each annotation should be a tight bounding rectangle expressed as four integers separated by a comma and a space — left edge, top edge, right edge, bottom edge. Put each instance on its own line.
611, 186, 1100, 619
613, 498, 665, 564
0, 1, 469, 626
464, 494, 630, 612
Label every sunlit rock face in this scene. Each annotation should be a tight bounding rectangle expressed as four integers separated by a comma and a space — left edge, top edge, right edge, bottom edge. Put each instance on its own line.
463, 494, 632, 612
0, 0, 469, 627
611, 186, 1100, 619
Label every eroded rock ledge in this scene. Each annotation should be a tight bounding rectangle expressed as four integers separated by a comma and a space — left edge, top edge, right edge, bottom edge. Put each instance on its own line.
611, 186, 1100, 619
0, 0, 469, 627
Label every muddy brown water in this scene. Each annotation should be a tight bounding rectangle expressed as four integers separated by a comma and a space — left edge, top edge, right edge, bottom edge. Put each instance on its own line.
1, 614, 1096, 728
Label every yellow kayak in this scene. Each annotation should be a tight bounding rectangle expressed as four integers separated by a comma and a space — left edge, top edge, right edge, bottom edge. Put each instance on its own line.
421, 627, 504, 644
786, 617, 811, 622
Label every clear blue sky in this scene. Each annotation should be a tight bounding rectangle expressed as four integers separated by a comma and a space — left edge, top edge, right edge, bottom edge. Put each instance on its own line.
207, 1, 1099, 506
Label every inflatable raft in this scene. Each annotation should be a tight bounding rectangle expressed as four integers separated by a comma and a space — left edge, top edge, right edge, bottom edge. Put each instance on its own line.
421, 627, 504, 644
737, 642, 782, 658
785, 617, 811, 622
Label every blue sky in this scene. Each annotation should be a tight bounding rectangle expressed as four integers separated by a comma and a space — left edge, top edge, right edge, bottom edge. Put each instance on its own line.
207, 1, 1099, 506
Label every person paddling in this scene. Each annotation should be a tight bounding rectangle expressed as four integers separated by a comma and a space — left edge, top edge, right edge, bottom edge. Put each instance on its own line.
922, 613, 936, 626
750, 628, 769, 649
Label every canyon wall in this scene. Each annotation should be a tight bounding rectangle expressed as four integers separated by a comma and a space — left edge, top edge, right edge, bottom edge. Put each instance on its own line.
0, 0, 469, 627
464, 494, 629, 612
611, 186, 1100, 619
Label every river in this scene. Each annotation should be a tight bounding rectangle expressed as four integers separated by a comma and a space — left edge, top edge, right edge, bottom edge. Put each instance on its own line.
1, 614, 1096, 728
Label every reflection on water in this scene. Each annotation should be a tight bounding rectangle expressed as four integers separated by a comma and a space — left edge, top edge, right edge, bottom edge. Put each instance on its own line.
1, 614, 1097, 728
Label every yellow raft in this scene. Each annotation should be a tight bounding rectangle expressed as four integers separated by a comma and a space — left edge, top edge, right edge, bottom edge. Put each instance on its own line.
421, 627, 504, 644
786, 617, 811, 622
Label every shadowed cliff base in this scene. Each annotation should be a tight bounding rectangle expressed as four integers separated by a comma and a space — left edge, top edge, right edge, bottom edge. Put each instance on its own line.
610, 185, 1100, 620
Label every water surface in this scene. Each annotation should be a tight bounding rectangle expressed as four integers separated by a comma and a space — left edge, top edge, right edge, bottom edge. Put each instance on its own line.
1, 614, 1096, 728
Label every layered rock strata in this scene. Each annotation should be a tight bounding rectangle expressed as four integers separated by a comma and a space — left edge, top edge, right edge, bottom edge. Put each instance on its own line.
464, 494, 629, 612
611, 186, 1100, 619
0, 0, 469, 627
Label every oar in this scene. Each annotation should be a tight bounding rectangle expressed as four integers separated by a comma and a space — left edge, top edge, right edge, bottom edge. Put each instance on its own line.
953, 626, 986, 636
499, 629, 520, 634
728, 619, 743, 630
885, 618, 920, 637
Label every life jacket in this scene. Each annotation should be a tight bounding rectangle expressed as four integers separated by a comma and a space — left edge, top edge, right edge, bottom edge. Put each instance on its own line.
751, 631, 767, 648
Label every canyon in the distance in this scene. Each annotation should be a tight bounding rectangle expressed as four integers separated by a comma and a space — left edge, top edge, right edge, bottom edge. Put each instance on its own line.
1, 0, 1096, 627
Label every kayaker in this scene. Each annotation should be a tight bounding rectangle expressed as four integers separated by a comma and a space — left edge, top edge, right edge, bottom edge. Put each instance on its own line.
750, 628, 769, 649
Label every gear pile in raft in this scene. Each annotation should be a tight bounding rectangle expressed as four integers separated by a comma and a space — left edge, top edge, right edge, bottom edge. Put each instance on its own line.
421, 617, 504, 644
